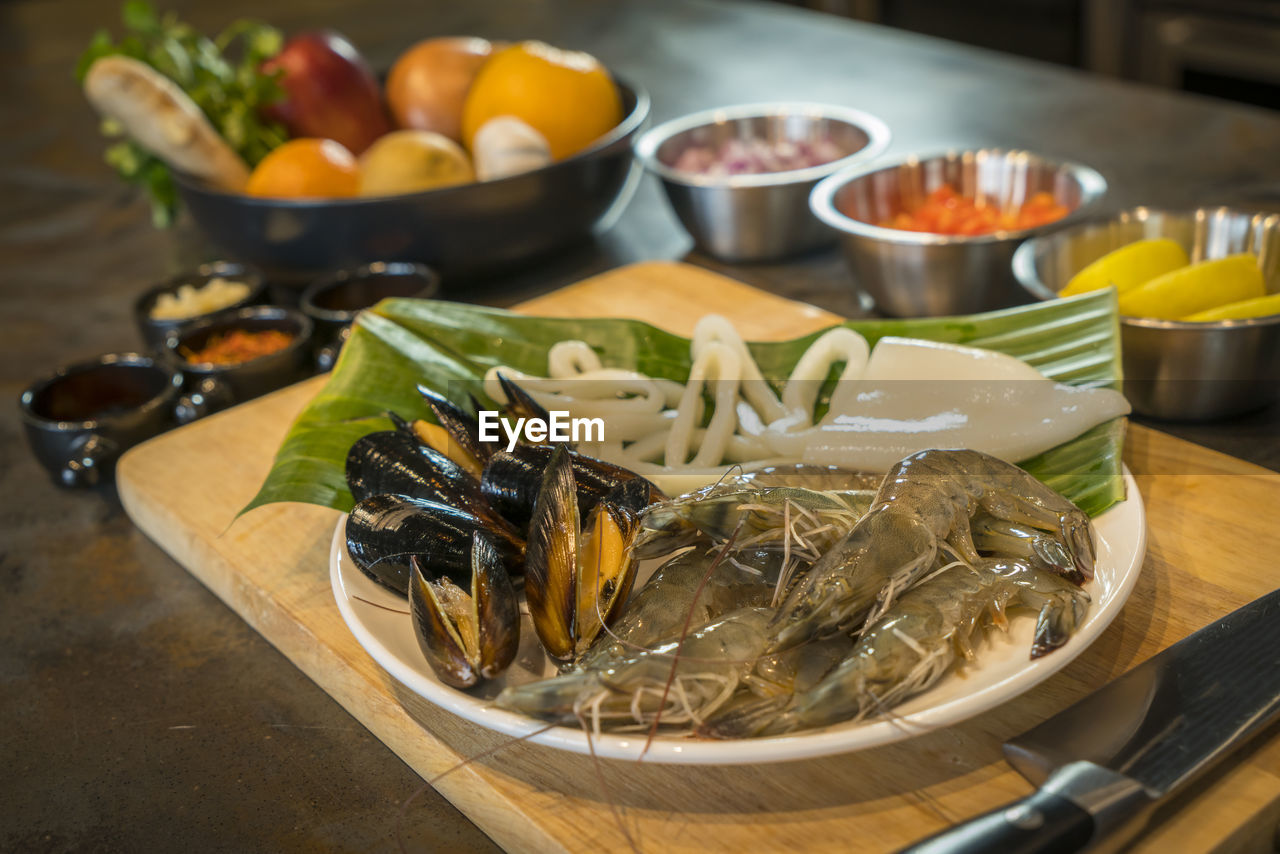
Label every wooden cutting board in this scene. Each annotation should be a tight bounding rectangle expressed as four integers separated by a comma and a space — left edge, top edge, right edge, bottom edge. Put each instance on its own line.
117, 261, 1280, 854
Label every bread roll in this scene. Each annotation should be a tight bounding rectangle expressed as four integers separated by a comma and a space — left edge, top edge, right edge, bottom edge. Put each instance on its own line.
84, 55, 250, 191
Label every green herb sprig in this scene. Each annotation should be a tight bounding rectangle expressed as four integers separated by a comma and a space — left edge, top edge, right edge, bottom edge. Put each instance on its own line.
77, 0, 288, 226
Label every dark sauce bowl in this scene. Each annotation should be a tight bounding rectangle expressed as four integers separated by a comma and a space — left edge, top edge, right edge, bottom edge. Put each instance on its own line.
163, 306, 314, 407
133, 261, 267, 351
302, 261, 441, 347
19, 353, 183, 487
173, 79, 649, 283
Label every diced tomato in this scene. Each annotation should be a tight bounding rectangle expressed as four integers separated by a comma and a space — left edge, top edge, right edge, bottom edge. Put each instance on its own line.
877, 183, 1070, 236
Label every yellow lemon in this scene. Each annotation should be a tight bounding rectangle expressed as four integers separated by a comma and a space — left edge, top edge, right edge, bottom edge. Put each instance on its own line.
1184, 291, 1280, 321
1118, 254, 1265, 319
358, 130, 474, 196
1061, 238, 1189, 297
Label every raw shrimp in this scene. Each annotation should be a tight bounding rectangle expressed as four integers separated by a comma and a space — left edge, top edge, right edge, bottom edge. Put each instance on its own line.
706, 557, 1090, 738
495, 608, 773, 734
745, 635, 853, 699
579, 547, 776, 668
765, 449, 1095, 652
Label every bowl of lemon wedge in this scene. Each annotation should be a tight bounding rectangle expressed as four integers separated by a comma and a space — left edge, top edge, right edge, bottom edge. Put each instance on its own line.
1013, 206, 1280, 420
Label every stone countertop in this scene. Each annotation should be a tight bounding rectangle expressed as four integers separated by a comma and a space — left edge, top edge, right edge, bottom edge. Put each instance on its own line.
2, 0, 1278, 850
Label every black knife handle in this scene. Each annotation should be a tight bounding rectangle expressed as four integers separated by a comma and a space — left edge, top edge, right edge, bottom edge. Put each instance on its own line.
898, 789, 1094, 854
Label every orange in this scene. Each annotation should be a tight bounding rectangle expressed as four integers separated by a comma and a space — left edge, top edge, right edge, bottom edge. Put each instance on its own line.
245, 139, 360, 199
461, 41, 622, 161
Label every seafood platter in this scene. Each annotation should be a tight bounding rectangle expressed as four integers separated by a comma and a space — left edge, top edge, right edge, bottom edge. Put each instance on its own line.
241, 274, 1144, 764
314, 299, 1146, 763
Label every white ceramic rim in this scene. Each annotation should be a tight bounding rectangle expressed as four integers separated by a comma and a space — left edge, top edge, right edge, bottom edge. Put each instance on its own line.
330, 469, 1145, 765
633, 102, 891, 189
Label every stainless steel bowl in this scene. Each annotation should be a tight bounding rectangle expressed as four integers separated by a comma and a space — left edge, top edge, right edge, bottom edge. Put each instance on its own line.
633, 103, 890, 262
810, 149, 1107, 317
1013, 206, 1280, 421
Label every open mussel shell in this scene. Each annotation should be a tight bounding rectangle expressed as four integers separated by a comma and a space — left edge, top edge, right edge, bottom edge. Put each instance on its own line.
345, 494, 523, 596
575, 478, 646, 650
409, 533, 520, 689
416, 384, 496, 472
481, 443, 664, 529
524, 447, 644, 661
388, 410, 484, 481
524, 447, 578, 660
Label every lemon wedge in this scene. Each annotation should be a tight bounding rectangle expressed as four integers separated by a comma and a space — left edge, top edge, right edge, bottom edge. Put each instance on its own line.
1061, 238, 1189, 297
1117, 254, 1265, 319
1184, 291, 1280, 322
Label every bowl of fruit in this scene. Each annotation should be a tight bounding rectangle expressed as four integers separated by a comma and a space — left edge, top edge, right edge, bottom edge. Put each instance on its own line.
1013, 206, 1280, 420
78, 7, 648, 281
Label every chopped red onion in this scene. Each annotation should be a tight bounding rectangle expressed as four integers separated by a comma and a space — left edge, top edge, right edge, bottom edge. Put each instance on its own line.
671, 135, 846, 177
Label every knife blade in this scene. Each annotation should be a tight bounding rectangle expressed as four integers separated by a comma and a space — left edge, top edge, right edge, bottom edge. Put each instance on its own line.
900, 586, 1280, 854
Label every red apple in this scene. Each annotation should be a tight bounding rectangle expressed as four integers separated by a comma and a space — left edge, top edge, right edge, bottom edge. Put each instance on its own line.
262, 31, 392, 155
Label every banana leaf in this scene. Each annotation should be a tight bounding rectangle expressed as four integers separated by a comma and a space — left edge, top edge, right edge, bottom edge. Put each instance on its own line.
241, 287, 1126, 518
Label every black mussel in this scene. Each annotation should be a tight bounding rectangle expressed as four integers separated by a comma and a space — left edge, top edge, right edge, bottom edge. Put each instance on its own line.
346, 430, 473, 505
524, 447, 644, 661
409, 533, 520, 689
346, 428, 523, 543
345, 494, 523, 596
494, 372, 551, 424
388, 409, 481, 478
481, 443, 664, 529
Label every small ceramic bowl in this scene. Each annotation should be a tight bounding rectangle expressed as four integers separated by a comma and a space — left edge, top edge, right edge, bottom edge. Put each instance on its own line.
301, 262, 441, 369
163, 306, 315, 407
134, 261, 267, 351
18, 353, 184, 487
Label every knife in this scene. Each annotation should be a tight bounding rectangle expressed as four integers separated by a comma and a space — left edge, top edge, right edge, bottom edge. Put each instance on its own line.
900, 587, 1280, 853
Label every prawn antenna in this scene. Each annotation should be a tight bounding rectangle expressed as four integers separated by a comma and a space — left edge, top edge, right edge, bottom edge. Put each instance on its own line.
352, 595, 410, 615
576, 709, 642, 854
395, 722, 558, 852
709, 463, 745, 490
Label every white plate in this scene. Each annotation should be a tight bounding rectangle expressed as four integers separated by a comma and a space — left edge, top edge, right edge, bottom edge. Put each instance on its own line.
330, 469, 1145, 765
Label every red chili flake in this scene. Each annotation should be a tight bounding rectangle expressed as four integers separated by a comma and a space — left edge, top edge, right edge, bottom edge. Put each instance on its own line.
181, 329, 295, 365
